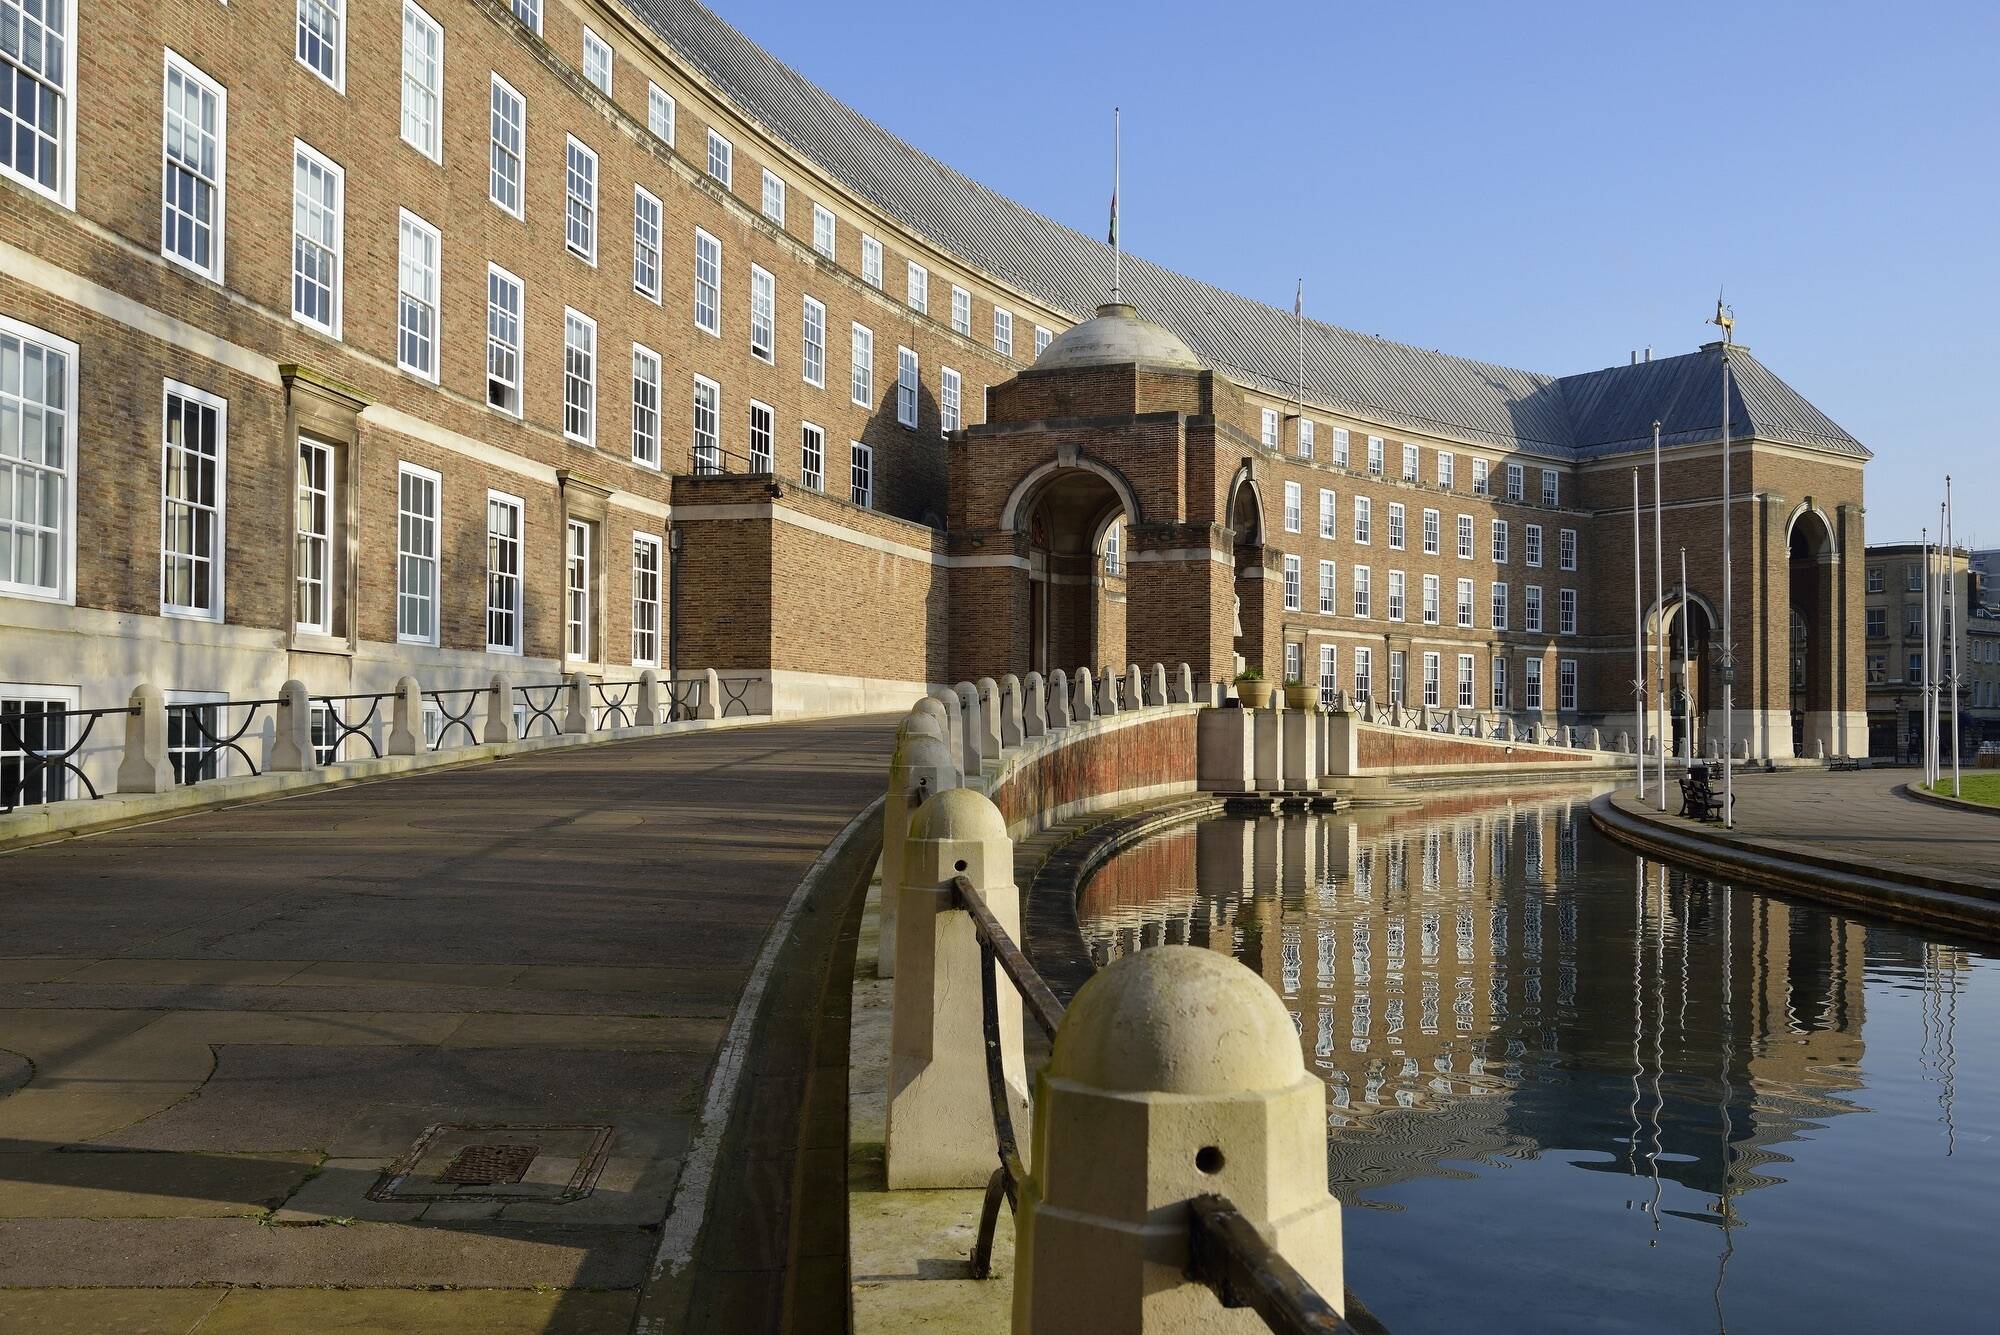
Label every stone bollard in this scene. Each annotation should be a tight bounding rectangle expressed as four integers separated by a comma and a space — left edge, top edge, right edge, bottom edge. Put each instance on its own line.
954, 682, 984, 771
117, 683, 173, 793
1098, 667, 1120, 717
1022, 672, 1048, 740
563, 671, 593, 734
483, 675, 515, 744
1074, 668, 1097, 723
387, 676, 423, 755
1815, 738, 1826, 762
976, 678, 1004, 759
1177, 663, 1194, 705
1587, 727, 1601, 751
929, 687, 965, 772
912, 694, 952, 751
1616, 731, 1630, 754
637, 669, 662, 727
879, 713, 960, 980
1048, 670, 1073, 730
1013, 946, 1343, 1332
1151, 663, 1168, 708
886, 788, 1028, 1189
1734, 739, 1750, 761
270, 679, 318, 773
1000, 675, 1025, 748
1127, 664, 1146, 709
695, 668, 723, 721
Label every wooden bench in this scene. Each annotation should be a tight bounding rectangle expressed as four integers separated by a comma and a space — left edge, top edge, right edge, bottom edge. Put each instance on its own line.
1678, 773, 1730, 821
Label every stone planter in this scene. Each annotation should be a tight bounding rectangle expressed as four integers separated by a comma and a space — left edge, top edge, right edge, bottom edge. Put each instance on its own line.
1283, 684, 1318, 711
1235, 679, 1274, 710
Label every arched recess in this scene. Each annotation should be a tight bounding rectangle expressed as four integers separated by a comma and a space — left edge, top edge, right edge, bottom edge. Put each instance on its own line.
1010, 460, 1136, 677
1787, 505, 1840, 757
1226, 463, 1268, 678
1650, 588, 1718, 757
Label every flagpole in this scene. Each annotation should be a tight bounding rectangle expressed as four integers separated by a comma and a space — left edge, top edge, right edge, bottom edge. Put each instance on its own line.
1921, 525, 1932, 782
1949, 475, 1962, 795
1634, 468, 1646, 799
1718, 316, 1735, 828
1653, 419, 1667, 809
1295, 278, 1305, 431
1680, 547, 1692, 765
1111, 107, 1122, 304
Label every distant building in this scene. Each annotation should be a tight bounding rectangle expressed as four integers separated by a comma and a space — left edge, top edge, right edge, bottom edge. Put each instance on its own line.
1861, 545, 1999, 759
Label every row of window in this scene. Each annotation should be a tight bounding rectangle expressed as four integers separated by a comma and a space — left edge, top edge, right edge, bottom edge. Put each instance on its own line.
1284, 642, 1580, 713
1278, 555, 1577, 634
1279, 485, 1577, 568
1258, 416, 1563, 508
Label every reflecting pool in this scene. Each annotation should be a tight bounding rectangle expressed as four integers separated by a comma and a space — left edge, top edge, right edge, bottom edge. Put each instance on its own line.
1076, 789, 1998, 1335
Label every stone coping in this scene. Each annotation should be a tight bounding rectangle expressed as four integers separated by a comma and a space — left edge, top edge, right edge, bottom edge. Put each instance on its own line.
0, 712, 806, 855
1590, 791, 2000, 941
1900, 781, 2000, 820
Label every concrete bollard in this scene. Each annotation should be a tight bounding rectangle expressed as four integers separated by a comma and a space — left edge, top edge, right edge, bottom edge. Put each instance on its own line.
1048, 670, 1073, 730
637, 669, 662, 727
912, 694, 952, 751
270, 679, 318, 773
954, 682, 984, 771
1815, 738, 1826, 761
1177, 663, 1194, 705
1013, 946, 1343, 1332
1127, 664, 1146, 709
1074, 668, 1097, 723
886, 788, 1028, 1189
695, 669, 723, 721
879, 713, 960, 980
563, 671, 593, 734
1098, 667, 1120, 717
387, 676, 422, 755
976, 678, 1004, 759
1587, 727, 1601, 751
1022, 672, 1048, 740
483, 675, 515, 744
929, 687, 965, 772
116, 683, 173, 793
1252, 701, 1284, 791
1734, 739, 1751, 761
1151, 663, 1168, 708
1281, 703, 1317, 791
1000, 675, 1025, 748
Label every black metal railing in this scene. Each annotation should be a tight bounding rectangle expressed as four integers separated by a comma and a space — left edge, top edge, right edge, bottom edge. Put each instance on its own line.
514, 682, 569, 739
0, 704, 134, 814
716, 675, 756, 717
682, 443, 770, 478
180, 697, 282, 779
593, 679, 645, 729
425, 686, 488, 751
952, 874, 1352, 1332
314, 692, 395, 761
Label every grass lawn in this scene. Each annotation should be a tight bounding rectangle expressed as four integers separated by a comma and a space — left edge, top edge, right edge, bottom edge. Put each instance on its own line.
1928, 773, 2000, 807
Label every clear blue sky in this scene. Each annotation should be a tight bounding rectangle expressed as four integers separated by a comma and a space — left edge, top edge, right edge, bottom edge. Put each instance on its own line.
722, 0, 1995, 546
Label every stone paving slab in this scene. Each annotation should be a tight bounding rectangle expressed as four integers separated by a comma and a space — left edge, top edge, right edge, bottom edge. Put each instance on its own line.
0, 1286, 637, 1333
0, 1150, 317, 1218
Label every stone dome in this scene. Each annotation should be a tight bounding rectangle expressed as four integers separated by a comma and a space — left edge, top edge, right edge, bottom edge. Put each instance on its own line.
1032, 302, 1203, 372
1049, 945, 1305, 1095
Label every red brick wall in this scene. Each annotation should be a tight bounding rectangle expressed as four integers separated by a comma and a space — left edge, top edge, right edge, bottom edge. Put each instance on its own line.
988, 712, 1199, 831
1358, 729, 1593, 769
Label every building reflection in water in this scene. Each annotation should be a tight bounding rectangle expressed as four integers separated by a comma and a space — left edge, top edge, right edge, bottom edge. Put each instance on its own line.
1076, 791, 1991, 1334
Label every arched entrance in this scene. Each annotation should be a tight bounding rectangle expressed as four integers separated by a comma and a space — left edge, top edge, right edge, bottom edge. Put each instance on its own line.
1227, 469, 1267, 680
1788, 508, 1839, 757
1656, 595, 1717, 758
1010, 464, 1133, 677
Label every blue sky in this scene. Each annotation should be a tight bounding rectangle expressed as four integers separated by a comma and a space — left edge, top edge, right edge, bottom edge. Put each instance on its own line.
722, 0, 1996, 546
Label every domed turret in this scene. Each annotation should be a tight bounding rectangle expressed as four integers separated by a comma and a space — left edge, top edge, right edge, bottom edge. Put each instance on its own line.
1033, 302, 1202, 372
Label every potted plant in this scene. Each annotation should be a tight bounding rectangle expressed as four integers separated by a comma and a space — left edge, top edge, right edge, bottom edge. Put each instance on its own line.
1283, 677, 1318, 711
1234, 668, 1273, 709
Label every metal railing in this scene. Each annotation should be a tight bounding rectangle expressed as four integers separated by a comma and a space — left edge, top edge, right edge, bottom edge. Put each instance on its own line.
425, 686, 487, 751
178, 697, 283, 778
593, 678, 644, 729
0, 704, 135, 814
952, 873, 1352, 1332
514, 681, 569, 738
683, 443, 770, 478
313, 691, 395, 761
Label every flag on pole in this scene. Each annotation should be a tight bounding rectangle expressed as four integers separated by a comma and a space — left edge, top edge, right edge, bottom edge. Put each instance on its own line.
1294, 279, 1303, 318
1107, 187, 1117, 247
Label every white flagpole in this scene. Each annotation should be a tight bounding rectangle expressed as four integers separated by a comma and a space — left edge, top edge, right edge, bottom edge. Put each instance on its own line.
1949, 475, 1963, 795
1719, 335, 1735, 826
1653, 419, 1667, 809
1634, 468, 1646, 798
1921, 525, 1932, 782
1680, 547, 1693, 764
1935, 504, 1946, 784
1111, 107, 1122, 305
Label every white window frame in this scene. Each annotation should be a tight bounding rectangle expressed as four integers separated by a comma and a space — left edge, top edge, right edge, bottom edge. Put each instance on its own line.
290, 141, 343, 337
1299, 419, 1316, 459
849, 322, 874, 406
1422, 651, 1441, 708
564, 518, 592, 661
395, 462, 441, 646
1353, 496, 1371, 544
1402, 442, 1419, 482
1438, 451, 1455, 490
581, 26, 611, 94
1, 0, 75, 205
1491, 581, 1509, 630
761, 169, 786, 226
562, 307, 597, 446
907, 261, 928, 314
161, 50, 227, 281
861, 233, 883, 287
1472, 458, 1490, 496
1422, 507, 1439, 555
1559, 587, 1578, 637
1283, 481, 1302, 533
1559, 658, 1578, 712
485, 489, 524, 655
1389, 650, 1406, 706
1262, 408, 1280, 449
1387, 569, 1405, 622
485, 263, 524, 417
993, 307, 1014, 357
565, 136, 598, 265
940, 366, 962, 434
691, 374, 720, 473
801, 296, 826, 388
1456, 577, 1474, 629
1387, 502, 1405, 551
631, 343, 661, 469
1367, 436, 1384, 476
400, 2, 443, 161
1525, 522, 1543, 568
800, 421, 825, 491
1318, 643, 1338, 707
0, 317, 77, 604
1525, 584, 1543, 634
1352, 564, 1372, 618
159, 379, 227, 621
1507, 461, 1525, 502
1457, 514, 1474, 560
747, 399, 773, 473
1283, 555, 1301, 612
488, 75, 525, 218
812, 203, 836, 259
296, 0, 345, 93
1035, 325, 1053, 357
1354, 647, 1373, 702
693, 228, 721, 336
511, 1, 541, 34
897, 346, 919, 428
394, 209, 441, 382
1332, 428, 1350, 468
1492, 519, 1509, 564
1458, 654, 1476, 709
750, 265, 775, 363
850, 440, 874, 509
1541, 469, 1560, 507
706, 128, 732, 187
1559, 528, 1577, 572
951, 285, 971, 336
294, 437, 333, 634
648, 82, 675, 144
1319, 488, 1336, 539
1492, 656, 1508, 710
631, 533, 663, 667
633, 186, 663, 302
1318, 560, 1336, 615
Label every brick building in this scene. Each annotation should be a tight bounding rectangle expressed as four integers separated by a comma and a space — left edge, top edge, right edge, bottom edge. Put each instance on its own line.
0, 0, 1871, 785
1861, 544, 1999, 760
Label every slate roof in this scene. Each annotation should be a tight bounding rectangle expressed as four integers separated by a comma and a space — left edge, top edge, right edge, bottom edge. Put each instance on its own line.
623, 0, 1868, 463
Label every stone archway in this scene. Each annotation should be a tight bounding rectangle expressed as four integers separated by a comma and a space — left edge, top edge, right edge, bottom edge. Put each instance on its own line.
1227, 466, 1270, 681
1013, 466, 1130, 677
1787, 506, 1839, 757
1653, 592, 1717, 758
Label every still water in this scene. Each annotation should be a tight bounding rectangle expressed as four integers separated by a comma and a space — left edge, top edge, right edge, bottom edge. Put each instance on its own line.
1076, 789, 1997, 1335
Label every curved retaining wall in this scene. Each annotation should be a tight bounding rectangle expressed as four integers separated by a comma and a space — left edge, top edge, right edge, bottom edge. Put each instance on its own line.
982, 705, 1204, 839
1357, 724, 1605, 774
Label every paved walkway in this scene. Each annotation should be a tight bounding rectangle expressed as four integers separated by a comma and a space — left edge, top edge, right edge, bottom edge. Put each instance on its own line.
0, 715, 895, 1334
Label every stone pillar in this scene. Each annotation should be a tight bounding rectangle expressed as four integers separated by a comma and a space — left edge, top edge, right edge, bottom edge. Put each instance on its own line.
1281, 706, 1317, 791
1098, 667, 1120, 717
695, 669, 723, 721
879, 716, 959, 979
270, 680, 317, 774
1022, 672, 1048, 739
1048, 671, 1072, 731
954, 682, 984, 771
976, 678, 1005, 759
1074, 669, 1097, 724
562, 671, 592, 735
1197, 707, 1254, 792
637, 669, 662, 727
116, 683, 172, 794
387, 676, 422, 756
483, 675, 515, 745
1013, 947, 1344, 1333
1126, 664, 1146, 709
1177, 663, 1195, 705
1000, 675, 1025, 747
1323, 709, 1359, 779
886, 788, 1028, 1189
929, 688, 965, 772
1151, 663, 1169, 708
1252, 704, 1284, 792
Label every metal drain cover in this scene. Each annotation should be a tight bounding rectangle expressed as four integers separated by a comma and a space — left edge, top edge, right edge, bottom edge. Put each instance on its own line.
369, 1123, 614, 1203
